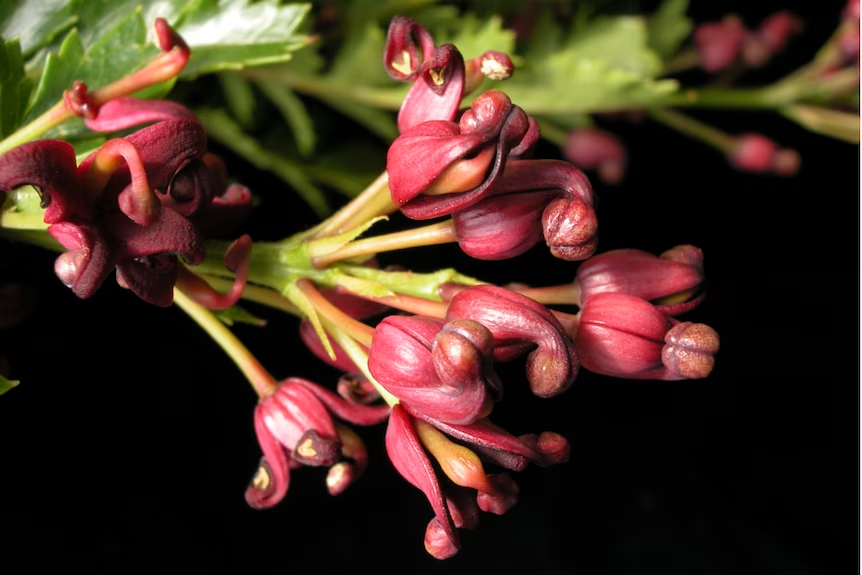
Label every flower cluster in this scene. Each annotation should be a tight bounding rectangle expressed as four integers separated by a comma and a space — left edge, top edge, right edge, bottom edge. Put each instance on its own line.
0, 13, 723, 562
0, 19, 251, 307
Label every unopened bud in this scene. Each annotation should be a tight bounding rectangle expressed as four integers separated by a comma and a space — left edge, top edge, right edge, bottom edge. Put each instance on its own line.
662, 322, 720, 379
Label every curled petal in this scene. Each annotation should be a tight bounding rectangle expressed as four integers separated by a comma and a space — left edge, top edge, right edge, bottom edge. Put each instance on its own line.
369, 315, 493, 424
446, 285, 579, 398
246, 407, 291, 510
398, 44, 466, 132
0, 140, 85, 224
292, 377, 391, 426
425, 518, 460, 560
386, 405, 459, 554
384, 16, 436, 81
337, 374, 381, 405
80, 97, 198, 133
48, 222, 113, 298
115, 254, 180, 306
260, 380, 338, 452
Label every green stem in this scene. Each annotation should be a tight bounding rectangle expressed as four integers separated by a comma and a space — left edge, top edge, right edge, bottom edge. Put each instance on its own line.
172, 288, 278, 399
322, 316, 399, 407
661, 87, 778, 109
0, 211, 50, 231
0, 101, 72, 156
313, 219, 458, 268
511, 283, 581, 307
201, 274, 304, 317
310, 171, 397, 239
296, 278, 375, 347
780, 104, 861, 144
648, 107, 736, 153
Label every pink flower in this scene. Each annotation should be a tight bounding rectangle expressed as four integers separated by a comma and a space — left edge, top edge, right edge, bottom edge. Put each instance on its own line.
562, 127, 628, 185
245, 378, 390, 509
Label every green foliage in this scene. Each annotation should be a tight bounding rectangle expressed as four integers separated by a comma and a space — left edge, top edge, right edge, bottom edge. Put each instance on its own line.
0, 0, 312, 140
0, 38, 29, 139
648, 0, 692, 60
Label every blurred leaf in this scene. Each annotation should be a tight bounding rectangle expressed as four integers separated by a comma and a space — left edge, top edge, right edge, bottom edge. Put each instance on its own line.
213, 304, 267, 327
218, 71, 257, 128
0, 37, 30, 139
256, 81, 316, 156
196, 106, 330, 217
648, 0, 692, 60
317, 95, 398, 142
0, 374, 19, 396
175, 0, 312, 77
505, 11, 678, 114
0, 0, 77, 60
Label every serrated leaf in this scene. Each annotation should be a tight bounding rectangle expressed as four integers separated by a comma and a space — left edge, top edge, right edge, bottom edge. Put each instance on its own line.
0, 37, 30, 138
196, 106, 330, 217
507, 11, 678, 114
648, 0, 692, 60
0, 0, 78, 60
213, 304, 268, 327
256, 81, 315, 157
0, 373, 19, 396
24, 12, 156, 126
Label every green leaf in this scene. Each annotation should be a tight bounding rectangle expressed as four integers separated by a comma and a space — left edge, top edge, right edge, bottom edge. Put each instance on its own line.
24, 12, 157, 127
648, 0, 692, 60
213, 304, 268, 327
504, 11, 678, 114
0, 0, 78, 60
0, 37, 30, 139
196, 106, 330, 217
175, 0, 312, 77
0, 373, 19, 396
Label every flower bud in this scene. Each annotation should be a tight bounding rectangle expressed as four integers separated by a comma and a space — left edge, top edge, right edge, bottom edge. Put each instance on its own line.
452, 159, 597, 261
573, 246, 705, 314
519, 431, 571, 466
694, 15, 747, 72
729, 133, 800, 176
575, 293, 719, 380
742, 11, 804, 67
562, 127, 627, 185
476, 473, 519, 515
662, 322, 720, 379
446, 285, 579, 397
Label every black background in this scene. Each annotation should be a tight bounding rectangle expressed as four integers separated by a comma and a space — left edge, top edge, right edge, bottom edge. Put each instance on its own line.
0, 1, 857, 573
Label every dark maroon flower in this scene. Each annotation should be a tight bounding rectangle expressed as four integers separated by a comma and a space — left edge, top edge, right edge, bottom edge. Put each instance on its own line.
397, 44, 467, 133
383, 16, 436, 82
387, 89, 534, 219
452, 159, 597, 261
246, 377, 390, 509
445, 285, 579, 398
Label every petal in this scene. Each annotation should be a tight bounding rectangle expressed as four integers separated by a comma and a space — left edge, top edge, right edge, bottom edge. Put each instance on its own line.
0, 140, 87, 224
246, 404, 291, 509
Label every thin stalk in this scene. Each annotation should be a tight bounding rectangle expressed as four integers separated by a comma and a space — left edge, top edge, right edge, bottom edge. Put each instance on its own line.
173, 288, 277, 399
311, 171, 398, 239
313, 219, 458, 268
648, 107, 736, 153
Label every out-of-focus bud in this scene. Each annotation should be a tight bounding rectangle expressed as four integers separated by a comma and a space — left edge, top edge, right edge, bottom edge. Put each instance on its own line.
741, 11, 804, 67
326, 424, 368, 496
662, 322, 720, 379
465, 50, 515, 93
562, 127, 628, 185
572, 246, 705, 314
368, 315, 501, 424
446, 285, 579, 397
574, 293, 718, 380
452, 159, 597, 261
729, 133, 800, 176
519, 431, 571, 466
387, 90, 533, 219
694, 15, 747, 72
